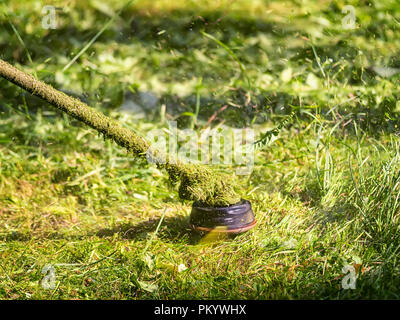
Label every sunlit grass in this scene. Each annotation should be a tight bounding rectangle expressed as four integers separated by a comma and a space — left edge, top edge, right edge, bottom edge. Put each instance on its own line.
1, 0, 400, 299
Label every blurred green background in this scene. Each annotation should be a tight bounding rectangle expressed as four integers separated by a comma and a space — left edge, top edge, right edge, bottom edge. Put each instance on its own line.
1, 0, 400, 299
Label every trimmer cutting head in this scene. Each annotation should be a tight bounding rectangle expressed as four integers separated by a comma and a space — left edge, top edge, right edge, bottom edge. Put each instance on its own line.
189, 200, 257, 234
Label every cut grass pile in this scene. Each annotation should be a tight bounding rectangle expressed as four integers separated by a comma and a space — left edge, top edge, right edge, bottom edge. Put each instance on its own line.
1, 0, 400, 299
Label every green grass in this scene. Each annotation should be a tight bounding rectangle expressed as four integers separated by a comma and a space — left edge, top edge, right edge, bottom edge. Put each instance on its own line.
1, 0, 400, 299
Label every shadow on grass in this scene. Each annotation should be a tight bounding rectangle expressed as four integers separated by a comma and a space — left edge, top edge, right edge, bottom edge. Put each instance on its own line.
94, 215, 204, 244
0, 215, 203, 244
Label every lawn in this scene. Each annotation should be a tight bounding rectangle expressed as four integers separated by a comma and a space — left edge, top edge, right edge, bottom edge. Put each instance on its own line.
1, 0, 400, 299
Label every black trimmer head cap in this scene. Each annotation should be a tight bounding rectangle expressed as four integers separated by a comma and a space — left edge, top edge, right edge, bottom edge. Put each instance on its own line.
189, 200, 257, 234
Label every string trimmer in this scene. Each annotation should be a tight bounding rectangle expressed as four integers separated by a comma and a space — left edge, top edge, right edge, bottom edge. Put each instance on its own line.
0, 58, 256, 233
